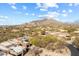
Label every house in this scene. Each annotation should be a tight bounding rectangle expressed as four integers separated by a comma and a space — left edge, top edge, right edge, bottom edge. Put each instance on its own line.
0, 35, 30, 56
9, 45, 26, 56
21, 35, 29, 42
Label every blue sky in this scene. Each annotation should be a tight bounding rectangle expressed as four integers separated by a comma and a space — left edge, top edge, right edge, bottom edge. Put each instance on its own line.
0, 3, 79, 25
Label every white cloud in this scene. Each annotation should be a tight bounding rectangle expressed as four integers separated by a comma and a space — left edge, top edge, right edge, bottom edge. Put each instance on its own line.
62, 10, 66, 13
0, 16, 4, 18
38, 11, 69, 19
38, 15, 43, 17
31, 13, 35, 16
69, 3, 73, 6
44, 3, 59, 8
38, 11, 60, 18
69, 9, 72, 13
8, 3, 17, 10
36, 3, 58, 11
5, 16, 8, 19
11, 5, 17, 10
0, 16, 8, 19
36, 3, 41, 8
40, 8, 47, 11
47, 11, 60, 18
62, 13, 68, 17
61, 9, 72, 17
23, 6, 27, 10
25, 13, 29, 16
0, 16, 8, 21
36, 3, 48, 11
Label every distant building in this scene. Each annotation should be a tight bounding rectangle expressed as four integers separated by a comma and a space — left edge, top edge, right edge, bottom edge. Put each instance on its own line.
0, 34, 30, 56
21, 35, 29, 42
9, 46, 25, 56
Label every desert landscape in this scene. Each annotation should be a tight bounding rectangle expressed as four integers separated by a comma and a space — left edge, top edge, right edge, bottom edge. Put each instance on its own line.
0, 3, 79, 56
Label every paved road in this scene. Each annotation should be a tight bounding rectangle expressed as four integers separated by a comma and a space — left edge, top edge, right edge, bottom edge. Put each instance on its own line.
67, 44, 79, 56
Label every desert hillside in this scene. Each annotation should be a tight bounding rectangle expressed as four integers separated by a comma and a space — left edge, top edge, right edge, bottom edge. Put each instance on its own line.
0, 17, 79, 56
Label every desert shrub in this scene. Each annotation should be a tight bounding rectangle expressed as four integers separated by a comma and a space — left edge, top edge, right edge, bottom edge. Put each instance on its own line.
43, 35, 57, 43
46, 40, 66, 51
29, 36, 45, 47
29, 37, 39, 46
64, 26, 76, 33
41, 30, 46, 35
29, 35, 58, 48
73, 36, 79, 48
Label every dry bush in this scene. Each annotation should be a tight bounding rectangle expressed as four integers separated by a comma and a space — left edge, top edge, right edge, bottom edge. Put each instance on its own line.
73, 36, 79, 48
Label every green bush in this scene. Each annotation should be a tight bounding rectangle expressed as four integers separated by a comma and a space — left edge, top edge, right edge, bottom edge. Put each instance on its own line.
29, 35, 58, 48
43, 35, 57, 42
29, 37, 39, 46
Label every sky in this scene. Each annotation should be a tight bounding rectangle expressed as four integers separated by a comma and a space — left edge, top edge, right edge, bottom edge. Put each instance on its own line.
0, 3, 79, 25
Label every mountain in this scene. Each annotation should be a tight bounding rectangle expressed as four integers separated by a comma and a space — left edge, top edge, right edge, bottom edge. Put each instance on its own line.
0, 17, 79, 30
26, 17, 65, 28
11, 17, 78, 31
